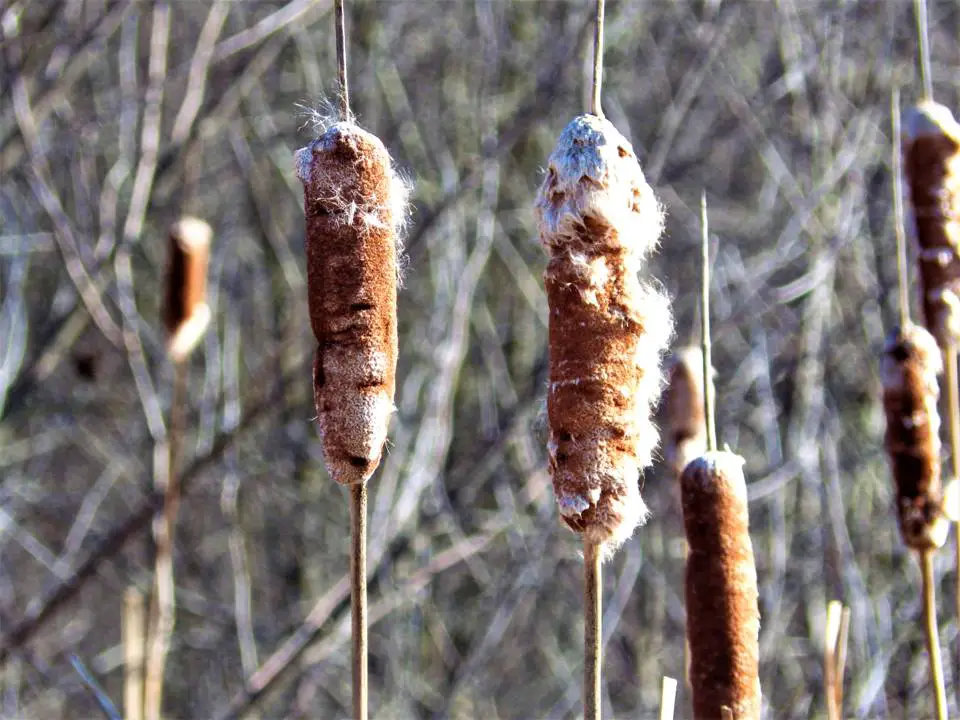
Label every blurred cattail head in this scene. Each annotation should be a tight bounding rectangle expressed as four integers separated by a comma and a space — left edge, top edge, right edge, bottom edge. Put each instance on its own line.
662, 346, 709, 479
295, 121, 408, 486
535, 114, 673, 553
881, 322, 948, 550
903, 101, 960, 348
163, 217, 212, 363
682, 450, 761, 720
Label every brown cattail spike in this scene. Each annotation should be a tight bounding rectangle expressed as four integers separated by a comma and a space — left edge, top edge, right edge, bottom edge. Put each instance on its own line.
536, 114, 673, 552
881, 322, 948, 550
163, 217, 212, 362
295, 122, 406, 486
663, 347, 709, 479
682, 450, 761, 720
903, 101, 960, 348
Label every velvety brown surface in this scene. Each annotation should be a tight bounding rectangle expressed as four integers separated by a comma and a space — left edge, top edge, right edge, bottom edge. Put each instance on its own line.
681, 451, 761, 720
535, 114, 672, 552
881, 323, 947, 550
663, 347, 708, 480
302, 123, 399, 486
904, 110, 960, 348
162, 218, 211, 337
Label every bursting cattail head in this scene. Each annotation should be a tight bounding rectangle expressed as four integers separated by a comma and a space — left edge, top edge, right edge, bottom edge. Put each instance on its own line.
682, 450, 761, 720
903, 101, 960, 347
163, 217, 212, 363
295, 121, 407, 486
663, 347, 709, 479
535, 114, 673, 552
881, 322, 948, 550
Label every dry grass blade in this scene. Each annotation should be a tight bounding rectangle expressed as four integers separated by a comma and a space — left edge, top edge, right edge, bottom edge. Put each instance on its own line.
123, 587, 145, 720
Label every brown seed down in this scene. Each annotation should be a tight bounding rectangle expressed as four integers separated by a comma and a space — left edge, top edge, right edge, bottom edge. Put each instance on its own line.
535, 114, 673, 551
682, 451, 761, 720
904, 101, 960, 348
663, 346, 708, 480
295, 122, 405, 486
881, 323, 948, 550
163, 217, 212, 363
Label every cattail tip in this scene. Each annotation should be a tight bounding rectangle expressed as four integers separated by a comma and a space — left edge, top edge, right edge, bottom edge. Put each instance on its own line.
905, 100, 960, 142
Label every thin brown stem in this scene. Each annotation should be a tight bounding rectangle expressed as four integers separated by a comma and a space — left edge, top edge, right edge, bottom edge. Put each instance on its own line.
920, 549, 948, 720
350, 483, 367, 720
914, 0, 933, 103
334, 0, 350, 120
144, 361, 187, 720
123, 587, 145, 720
583, 538, 602, 720
892, 88, 910, 330
701, 192, 717, 452
590, 0, 605, 118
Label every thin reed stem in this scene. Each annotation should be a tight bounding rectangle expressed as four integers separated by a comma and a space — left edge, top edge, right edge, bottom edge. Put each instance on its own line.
915, 0, 933, 103
335, 0, 350, 119
583, 538, 602, 720
144, 362, 187, 720
892, 88, 910, 330
920, 549, 948, 720
945, 347, 960, 644
350, 483, 368, 720
658, 677, 677, 720
700, 192, 717, 452
825, 601, 844, 720
590, 0, 605, 118
836, 606, 850, 716
123, 587, 145, 720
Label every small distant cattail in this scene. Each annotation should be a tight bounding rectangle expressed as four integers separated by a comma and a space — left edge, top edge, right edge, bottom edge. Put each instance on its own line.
663, 347, 709, 479
295, 122, 407, 486
881, 322, 948, 550
535, 114, 673, 551
682, 450, 761, 720
903, 101, 960, 348
163, 217, 212, 363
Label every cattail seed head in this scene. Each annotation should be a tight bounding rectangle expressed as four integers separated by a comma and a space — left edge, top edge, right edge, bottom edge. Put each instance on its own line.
881, 322, 948, 550
163, 217, 212, 363
682, 450, 761, 720
295, 122, 407, 486
904, 101, 960, 348
535, 114, 673, 552
663, 346, 709, 479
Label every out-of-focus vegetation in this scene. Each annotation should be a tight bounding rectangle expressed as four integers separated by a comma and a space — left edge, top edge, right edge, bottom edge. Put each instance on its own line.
1, 0, 959, 717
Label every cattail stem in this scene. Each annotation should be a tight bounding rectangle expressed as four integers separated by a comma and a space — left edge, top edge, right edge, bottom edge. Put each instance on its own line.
144, 362, 187, 720
583, 538, 602, 720
915, 0, 933, 103
824, 601, 850, 720
658, 676, 677, 720
701, 192, 717, 452
590, 0, 605, 118
892, 89, 910, 330
350, 483, 367, 720
123, 588, 145, 720
920, 549, 948, 720
335, 0, 350, 119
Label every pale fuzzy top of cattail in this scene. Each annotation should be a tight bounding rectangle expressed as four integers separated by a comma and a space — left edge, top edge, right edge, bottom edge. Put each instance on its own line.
881, 323, 949, 550
663, 346, 709, 480
903, 101, 960, 347
296, 120, 408, 485
682, 450, 761, 720
536, 113, 673, 554
163, 217, 212, 363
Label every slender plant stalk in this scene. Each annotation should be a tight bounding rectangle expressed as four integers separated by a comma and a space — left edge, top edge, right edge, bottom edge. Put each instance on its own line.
583, 539, 602, 720
334, 0, 349, 120
824, 600, 847, 720
590, 0, 605, 118
350, 484, 368, 720
893, 89, 910, 330
658, 676, 677, 720
920, 549, 948, 720
144, 361, 187, 720
915, 0, 933, 103
835, 606, 850, 716
123, 587, 145, 720
701, 192, 716, 452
